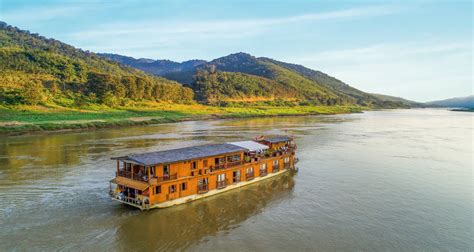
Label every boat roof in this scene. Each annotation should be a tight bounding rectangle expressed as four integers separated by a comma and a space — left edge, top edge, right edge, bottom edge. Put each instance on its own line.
110, 176, 150, 191
261, 136, 292, 144
112, 143, 246, 166
228, 141, 269, 151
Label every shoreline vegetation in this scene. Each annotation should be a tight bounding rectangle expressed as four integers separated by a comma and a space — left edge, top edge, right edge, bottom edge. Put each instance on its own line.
0, 103, 365, 135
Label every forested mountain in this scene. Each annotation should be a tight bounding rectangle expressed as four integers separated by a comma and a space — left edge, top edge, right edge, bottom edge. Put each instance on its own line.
0, 22, 193, 107
425, 95, 474, 108
193, 70, 298, 103
259, 57, 377, 104
196, 53, 345, 105
100, 51, 413, 107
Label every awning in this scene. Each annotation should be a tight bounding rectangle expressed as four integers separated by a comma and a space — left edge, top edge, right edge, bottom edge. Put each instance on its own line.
228, 141, 269, 152
110, 177, 150, 191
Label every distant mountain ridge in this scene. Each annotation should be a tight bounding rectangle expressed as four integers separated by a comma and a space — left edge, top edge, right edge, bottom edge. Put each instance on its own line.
101, 52, 416, 107
98, 53, 207, 76
425, 95, 474, 108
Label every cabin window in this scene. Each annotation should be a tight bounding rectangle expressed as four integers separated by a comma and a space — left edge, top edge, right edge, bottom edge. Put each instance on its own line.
227, 155, 241, 163
191, 161, 197, 170
233, 170, 241, 182
198, 169, 202, 175
260, 163, 267, 171
246, 167, 254, 173
150, 166, 155, 177
284, 157, 290, 163
155, 186, 161, 194
163, 165, 170, 174
273, 160, 279, 166
199, 178, 208, 185
169, 185, 176, 193
181, 182, 187, 191
217, 173, 226, 182
215, 157, 225, 164
203, 160, 208, 167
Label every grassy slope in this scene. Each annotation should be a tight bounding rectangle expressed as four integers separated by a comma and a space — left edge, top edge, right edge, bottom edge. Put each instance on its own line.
0, 103, 364, 135
194, 71, 299, 102
259, 61, 340, 101
0, 23, 193, 105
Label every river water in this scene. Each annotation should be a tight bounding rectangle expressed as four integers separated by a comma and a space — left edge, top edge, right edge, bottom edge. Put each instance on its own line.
0, 109, 472, 251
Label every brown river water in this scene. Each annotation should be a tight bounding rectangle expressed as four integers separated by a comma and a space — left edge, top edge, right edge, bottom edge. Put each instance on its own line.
0, 109, 472, 251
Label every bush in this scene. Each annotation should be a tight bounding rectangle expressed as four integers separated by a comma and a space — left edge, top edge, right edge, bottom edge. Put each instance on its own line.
102, 91, 119, 107
0, 88, 24, 105
22, 81, 45, 105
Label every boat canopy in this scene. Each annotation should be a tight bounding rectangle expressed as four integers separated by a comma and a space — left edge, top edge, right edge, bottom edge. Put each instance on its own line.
111, 176, 150, 191
260, 136, 292, 144
228, 141, 269, 152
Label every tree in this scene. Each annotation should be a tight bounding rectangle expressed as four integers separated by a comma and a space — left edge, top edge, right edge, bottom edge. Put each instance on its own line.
102, 91, 119, 107
48, 81, 61, 95
23, 81, 45, 105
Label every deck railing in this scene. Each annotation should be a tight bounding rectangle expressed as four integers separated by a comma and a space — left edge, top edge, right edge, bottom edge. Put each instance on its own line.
211, 160, 244, 172
227, 160, 244, 168
156, 173, 177, 182
206, 151, 294, 173
116, 170, 148, 182
214, 163, 226, 169
233, 176, 241, 183
246, 172, 254, 180
260, 169, 268, 177
269, 146, 296, 157
117, 170, 131, 178
197, 184, 209, 194
109, 190, 149, 209
272, 165, 279, 173
210, 163, 225, 172
216, 180, 227, 189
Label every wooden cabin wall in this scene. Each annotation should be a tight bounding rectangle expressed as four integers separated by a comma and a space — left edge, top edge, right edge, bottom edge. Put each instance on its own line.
148, 153, 293, 205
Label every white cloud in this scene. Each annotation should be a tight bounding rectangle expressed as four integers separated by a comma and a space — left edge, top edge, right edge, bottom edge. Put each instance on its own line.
2, 5, 87, 23
66, 5, 400, 51
1, 2, 129, 25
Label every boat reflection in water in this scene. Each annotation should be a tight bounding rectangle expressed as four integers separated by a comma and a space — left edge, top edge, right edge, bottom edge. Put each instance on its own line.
114, 172, 295, 251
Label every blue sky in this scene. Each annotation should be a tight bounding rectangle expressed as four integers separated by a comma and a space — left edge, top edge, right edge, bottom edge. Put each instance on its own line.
0, 0, 472, 102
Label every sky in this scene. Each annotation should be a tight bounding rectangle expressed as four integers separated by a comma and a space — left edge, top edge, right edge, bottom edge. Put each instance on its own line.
0, 0, 472, 102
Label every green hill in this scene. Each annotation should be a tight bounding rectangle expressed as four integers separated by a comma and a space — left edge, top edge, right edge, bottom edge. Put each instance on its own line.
193, 70, 298, 104
195, 53, 407, 106
0, 22, 194, 107
425, 95, 474, 108
98, 52, 415, 108
192, 53, 346, 105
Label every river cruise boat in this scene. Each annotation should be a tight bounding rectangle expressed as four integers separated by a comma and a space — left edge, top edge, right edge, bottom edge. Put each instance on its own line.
109, 136, 297, 210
